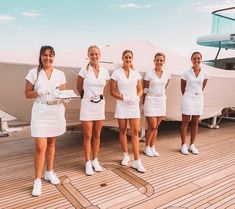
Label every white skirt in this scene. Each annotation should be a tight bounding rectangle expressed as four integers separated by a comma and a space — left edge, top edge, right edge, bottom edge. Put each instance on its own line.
31, 102, 66, 137
144, 95, 166, 117
114, 100, 140, 119
181, 92, 204, 115
80, 98, 105, 121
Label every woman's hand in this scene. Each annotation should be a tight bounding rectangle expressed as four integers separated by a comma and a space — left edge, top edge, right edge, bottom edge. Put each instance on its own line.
37, 89, 50, 96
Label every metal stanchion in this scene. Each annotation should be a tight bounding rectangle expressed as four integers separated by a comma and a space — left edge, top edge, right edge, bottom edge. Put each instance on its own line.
0, 116, 9, 137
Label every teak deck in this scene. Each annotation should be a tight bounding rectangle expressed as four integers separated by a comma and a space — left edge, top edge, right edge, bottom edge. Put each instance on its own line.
0, 120, 235, 209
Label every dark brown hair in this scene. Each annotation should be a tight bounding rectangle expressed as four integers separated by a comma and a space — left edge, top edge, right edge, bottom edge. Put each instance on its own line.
35, 45, 55, 83
191, 51, 202, 60
122, 49, 133, 58
154, 52, 166, 60
122, 49, 134, 69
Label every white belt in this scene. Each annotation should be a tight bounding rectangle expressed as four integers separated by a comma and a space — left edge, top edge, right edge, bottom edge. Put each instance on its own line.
186, 91, 202, 96
35, 99, 62, 105
82, 95, 104, 103
147, 93, 164, 97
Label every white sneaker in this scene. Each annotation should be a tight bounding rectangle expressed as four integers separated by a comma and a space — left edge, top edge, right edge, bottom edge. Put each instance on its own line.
132, 159, 146, 173
44, 170, 60, 185
121, 153, 130, 166
144, 146, 154, 157
92, 159, 102, 172
85, 160, 94, 176
189, 144, 199, 155
32, 178, 42, 197
150, 146, 160, 157
180, 144, 189, 155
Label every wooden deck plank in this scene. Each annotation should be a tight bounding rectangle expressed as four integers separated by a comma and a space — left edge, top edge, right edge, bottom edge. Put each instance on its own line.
1, 121, 235, 208
192, 165, 235, 187
208, 187, 235, 205
192, 187, 235, 209
206, 193, 235, 209
128, 183, 200, 209
108, 195, 147, 209
155, 194, 193, 209
97, 191, 146, 209
63, 183, 92, 207
23, 197, 70, 209
181, 184, 235, 208
85, 185, 137, 201
226, 202, 235, 209
9, 195, 65, 209
137, 155, 235, 189
143, 148, 235, 182
42, 199, 74, 209
0, 186, 60, 206
147, 165, 235, 197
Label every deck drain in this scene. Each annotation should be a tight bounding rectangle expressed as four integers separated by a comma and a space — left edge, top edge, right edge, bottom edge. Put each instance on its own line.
100, 183, 107, 187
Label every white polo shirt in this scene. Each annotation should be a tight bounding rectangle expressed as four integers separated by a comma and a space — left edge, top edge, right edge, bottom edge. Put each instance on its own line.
182, 67, 209, 94
111, 68, 142, 97
144, 69, 171, 96
79, 65, 110, 98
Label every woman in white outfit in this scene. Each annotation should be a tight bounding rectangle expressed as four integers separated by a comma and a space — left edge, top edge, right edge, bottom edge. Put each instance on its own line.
25, 46, 66, 197
180, 51, 209, 155
143, 52, 171, 157
77, 45, 110, 176
110, 50, 146, 173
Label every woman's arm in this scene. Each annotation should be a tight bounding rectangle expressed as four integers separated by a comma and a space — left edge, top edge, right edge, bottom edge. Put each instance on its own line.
103, 79, 110, 94
143, 80, 149, 91
142, 80, 149, 104
25, 80, 38, 99
181, 79, 186, 95
110, 79, 123, 100
137, 80, 143, 97
76, 75, 84, 96
202, 79, 208, 91
165, 79, 170, 88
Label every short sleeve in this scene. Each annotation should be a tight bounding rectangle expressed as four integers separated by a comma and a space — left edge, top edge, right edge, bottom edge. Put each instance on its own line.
167, 73, 172, 80
104, 68, 110, 80
111, 70, 118, 81
181, 70, 188, 80
25, 68, 36, 85
203, 69, 209, 80
61, 71, 66, 84
136, 71, 142, 80
144, 71, 150, 81
78, 67, 86, 78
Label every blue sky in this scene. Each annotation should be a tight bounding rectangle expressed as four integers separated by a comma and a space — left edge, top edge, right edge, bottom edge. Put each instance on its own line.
0, 0, 234, 67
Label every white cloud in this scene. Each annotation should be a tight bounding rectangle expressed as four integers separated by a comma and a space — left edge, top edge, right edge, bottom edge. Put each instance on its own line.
21, 11, 41, 18
119, 3, 157, 9
0, 14, 15, 23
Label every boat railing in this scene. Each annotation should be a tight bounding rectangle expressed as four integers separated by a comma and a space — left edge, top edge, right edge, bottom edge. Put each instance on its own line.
212, 7, 235, 34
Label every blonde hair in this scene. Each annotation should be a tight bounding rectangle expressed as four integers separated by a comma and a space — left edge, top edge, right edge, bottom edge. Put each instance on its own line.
86, 45, 100, 70
122, 49, 134, 69
154, 52, 166, 60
